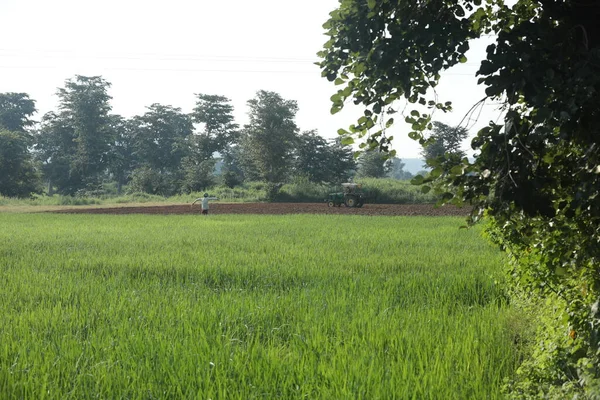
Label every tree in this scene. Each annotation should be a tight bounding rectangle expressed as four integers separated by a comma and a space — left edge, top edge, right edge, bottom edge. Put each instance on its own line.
0, 93, 41, 197
56, 75, 113, 192
180, 157, 217, 193
420, 122, 469, 164
191, 94, 239, 160
220, 146, 245, 188
388, 158, 413, 180
106, 115, 134, 195
294, 130, 355, 183
319, 0, 600, 396
326, 138, 357, 183
0, 130, 41, 197
240, 90, 299, 199
356, 150, 390, 178
129, 104, 194, 195
35, 111, 77, 195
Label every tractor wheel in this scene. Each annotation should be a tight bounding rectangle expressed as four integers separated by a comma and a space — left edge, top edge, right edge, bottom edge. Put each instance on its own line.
345, 196, 358, 208
327, 201, 335, 207
357, 200, 364, 208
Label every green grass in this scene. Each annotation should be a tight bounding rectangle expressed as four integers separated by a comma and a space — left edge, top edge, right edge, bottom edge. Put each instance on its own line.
0, 214, 523, 399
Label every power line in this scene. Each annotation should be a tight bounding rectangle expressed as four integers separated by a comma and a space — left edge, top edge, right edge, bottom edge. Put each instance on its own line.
0, 49, 318, 64
0, 65, 319, 74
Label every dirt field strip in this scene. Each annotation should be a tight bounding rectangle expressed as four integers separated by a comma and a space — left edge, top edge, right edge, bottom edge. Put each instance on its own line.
51, 202, 470, 216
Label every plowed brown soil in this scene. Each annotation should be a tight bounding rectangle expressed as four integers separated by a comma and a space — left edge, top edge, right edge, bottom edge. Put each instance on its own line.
52, 203, 470, 216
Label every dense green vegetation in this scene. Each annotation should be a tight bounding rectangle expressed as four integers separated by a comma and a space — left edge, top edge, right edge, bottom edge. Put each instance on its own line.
0, 86, 414, 201
319, 0, 600, 395
0, 214, 524, 398
0, 178, 436, 209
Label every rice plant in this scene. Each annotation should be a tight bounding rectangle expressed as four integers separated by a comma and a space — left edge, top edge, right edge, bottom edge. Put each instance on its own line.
0, 214, 523, 399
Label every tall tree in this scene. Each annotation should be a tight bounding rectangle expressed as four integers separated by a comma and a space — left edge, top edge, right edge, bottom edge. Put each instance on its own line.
356, 150, 390, 178
130, 104, 193, 173
420, 122, 469, 162
0, 129, 41, 197
54, 75, 113, 193
294, 132, 356, 183
294, 130, 355, 183
129, 104, 193, 195
327, 137, 357, 183
106, 115, 134, 195
34, 111, 77, 195
0, 93, 41, 197
191, 94, 239, 160
319, 0, 600, 395
388, 158, 413, 180
240, 90, 299, 198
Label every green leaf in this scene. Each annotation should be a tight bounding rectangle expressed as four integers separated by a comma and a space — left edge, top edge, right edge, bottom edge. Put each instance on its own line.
429, 167, 443, 179
385, 118, 394, 128
450, 165, 464, 175
411, 175, 424, 185
408, 131, 421, 140
459, 55, 468, 64
341, 137, 355, 146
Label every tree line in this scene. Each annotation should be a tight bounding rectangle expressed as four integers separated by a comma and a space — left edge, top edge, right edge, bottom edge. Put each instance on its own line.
0, 75, 419, 199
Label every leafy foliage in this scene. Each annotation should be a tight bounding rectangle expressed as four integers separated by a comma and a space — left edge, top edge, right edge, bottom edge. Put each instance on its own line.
129, 103, 193, 174
294, 130, 356, 183
357, 150, 390, 178
191, 94, 239, 159
319, 0, 600, 395
106, 115, 134, 195
0, 93, 41, 197
420, 122, 469, 164
239, 90, 299, 197
0, 93, 36, 132
0, 130, 41, 197
35, 111, 77, 195
57, 76, 114, 190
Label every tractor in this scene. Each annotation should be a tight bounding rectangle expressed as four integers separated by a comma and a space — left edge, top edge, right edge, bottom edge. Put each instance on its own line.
326, 183, 365, 208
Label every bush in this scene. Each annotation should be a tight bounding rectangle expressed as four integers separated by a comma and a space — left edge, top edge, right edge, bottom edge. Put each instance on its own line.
355, 178, 437, 204
128, 167, 179, 196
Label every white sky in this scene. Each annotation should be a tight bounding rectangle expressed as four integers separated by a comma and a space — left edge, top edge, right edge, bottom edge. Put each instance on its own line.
0, 0, 503, 159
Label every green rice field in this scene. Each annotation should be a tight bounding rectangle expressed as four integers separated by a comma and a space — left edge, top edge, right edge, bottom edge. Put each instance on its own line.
0, 213, 523, 399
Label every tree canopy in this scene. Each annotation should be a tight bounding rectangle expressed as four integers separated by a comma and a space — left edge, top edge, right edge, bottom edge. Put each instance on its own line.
294, 130, 356, 183
240, 90, 299, 199
0, 93, 36, 132
319, 0, 600, 396
356, 150, 390, 178
420, 122, 469, 164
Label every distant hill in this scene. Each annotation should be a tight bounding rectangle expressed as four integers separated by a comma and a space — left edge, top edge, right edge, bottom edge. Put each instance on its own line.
399, 158, 427, 175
